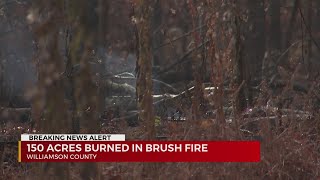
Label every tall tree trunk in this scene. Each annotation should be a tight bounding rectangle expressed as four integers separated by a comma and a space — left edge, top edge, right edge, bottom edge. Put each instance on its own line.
188, 0, 205, 121
97, 0, 108, 117
283, 0, 300, 67
233, 11, 246, 115
244, 0, 266, 107
305, 0, 312, 72
315, 0, 320, 35
206, 1, 227, 128
31, 1, 70, 179
135, 0, 155, 178
68, 0, 101, 179
135, 0, 155, 140
270, 0, 281, 50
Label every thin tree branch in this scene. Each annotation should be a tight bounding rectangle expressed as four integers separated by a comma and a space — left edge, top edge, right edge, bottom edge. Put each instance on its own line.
153, 24, 207, 50
154, 39, 210, 77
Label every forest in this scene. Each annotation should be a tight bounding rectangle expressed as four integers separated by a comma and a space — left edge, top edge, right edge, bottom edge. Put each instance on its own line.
0, 0, 319, 179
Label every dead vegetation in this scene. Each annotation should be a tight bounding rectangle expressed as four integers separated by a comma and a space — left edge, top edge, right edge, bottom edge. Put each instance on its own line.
0, 0, 320, 179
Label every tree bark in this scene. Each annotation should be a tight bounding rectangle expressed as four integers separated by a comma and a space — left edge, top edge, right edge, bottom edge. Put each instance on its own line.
188, 0, 205, 121
270, 0, 281, 50
32, 1, 70, 179
244, 0, 266, 107
284, 0, 300, 62
68, 1, 101, 179
135, 0, 155, 140
233, 13, 247, 113
135, 0, 156, 178
305, 0, 312, 71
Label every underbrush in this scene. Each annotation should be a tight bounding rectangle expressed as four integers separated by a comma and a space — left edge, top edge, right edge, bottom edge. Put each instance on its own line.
1, 106, 319, 179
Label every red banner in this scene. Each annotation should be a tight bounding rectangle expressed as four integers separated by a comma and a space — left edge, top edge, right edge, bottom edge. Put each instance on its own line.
19, 141, 260, 162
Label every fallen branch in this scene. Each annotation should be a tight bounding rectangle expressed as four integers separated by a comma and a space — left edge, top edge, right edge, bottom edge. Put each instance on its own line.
111, 75, 179, 93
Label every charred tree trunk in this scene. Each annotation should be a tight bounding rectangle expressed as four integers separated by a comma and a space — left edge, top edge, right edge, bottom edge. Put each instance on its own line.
231, 1, 252, 113
305, 0, 312, 72
269, 0, 281, 50
244, 0, 266, 107
315, 0, 320, 35
97, 0, 108, 117
64, 21, 78, 133
283, 0, 300, 67
233, 13, 246, 114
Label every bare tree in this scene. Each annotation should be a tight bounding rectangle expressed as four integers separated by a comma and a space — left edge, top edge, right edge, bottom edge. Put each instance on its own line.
135, 0, 155, 140
244, 0, 266, 107
30, 1, 70, 179
270, 0, 281, 50
67, 0, 101, 179
135, 0, 156, 178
